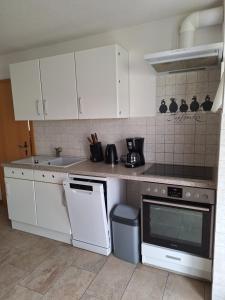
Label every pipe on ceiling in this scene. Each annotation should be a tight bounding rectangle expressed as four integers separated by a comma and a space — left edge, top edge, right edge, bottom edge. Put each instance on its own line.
179, 6, 223, 48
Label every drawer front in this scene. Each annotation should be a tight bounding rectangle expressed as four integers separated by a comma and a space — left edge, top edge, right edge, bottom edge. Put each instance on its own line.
4, 167, 34, 180
142, 243, 211, 271
34, 170, 67, 184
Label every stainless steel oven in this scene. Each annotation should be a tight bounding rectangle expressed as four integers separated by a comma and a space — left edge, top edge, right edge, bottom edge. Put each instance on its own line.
141, 183, 215, 259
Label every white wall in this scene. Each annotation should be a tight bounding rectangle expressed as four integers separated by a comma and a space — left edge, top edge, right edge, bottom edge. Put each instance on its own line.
0, 14, 222, 117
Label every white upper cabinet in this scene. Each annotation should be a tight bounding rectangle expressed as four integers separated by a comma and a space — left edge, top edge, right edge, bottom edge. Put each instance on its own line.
10, 60, 44, 120
40, 53, 78, 120
75, 45, 129, 119
10, 53, 78, 120
10, 45, 129, 120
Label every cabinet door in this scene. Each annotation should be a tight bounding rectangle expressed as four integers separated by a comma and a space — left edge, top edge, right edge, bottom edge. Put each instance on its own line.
117, 45, 130, 118
5, 178, 36, 225
75, 45, 118, 119
10, 60, 44, 120
35, 182, 71, 234
40, 53, 78, 120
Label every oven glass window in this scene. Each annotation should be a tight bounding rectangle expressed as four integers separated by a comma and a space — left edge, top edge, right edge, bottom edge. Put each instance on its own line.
150, 206, 203, 247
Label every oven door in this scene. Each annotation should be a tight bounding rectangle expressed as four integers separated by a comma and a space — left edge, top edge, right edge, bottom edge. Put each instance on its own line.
142, 197, 213, 258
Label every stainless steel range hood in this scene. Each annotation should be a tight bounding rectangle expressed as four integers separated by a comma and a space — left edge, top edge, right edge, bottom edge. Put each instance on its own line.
144, 42, 223, 73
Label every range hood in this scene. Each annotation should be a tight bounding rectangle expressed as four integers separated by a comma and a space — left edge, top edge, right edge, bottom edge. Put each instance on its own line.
144, 6, 223, 73
144, 42, 223, 73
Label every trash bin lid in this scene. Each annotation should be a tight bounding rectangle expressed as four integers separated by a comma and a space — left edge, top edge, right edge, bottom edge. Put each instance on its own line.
110, 204, 139, 226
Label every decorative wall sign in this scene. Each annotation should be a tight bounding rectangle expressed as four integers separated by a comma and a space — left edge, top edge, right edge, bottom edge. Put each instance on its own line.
167, 113, 203, 124
156, 68, 220, 115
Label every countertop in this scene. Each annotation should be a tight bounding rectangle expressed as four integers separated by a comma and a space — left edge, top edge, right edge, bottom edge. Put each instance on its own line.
2, 160, 217, 189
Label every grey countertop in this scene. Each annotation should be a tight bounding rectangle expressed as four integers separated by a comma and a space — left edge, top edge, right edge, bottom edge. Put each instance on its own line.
2, 160, 217, 189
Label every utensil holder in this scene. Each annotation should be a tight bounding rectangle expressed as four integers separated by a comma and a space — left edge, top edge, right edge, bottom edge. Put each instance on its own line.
90, 142, 104, 162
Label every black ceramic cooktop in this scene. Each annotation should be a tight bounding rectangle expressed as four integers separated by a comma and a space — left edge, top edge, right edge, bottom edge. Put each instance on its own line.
142, 163, 213, 180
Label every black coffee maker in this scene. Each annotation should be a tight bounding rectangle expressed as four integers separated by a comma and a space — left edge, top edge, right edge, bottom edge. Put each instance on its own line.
125, 137, 145, 168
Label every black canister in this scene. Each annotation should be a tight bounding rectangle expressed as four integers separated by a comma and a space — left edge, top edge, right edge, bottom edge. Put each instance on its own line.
90, 142, 104, 162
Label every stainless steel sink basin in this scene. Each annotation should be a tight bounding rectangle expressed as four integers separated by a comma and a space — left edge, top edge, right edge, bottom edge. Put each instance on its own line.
12, 156, 86, 168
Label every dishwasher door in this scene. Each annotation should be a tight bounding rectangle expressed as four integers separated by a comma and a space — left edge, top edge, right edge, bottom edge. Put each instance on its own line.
64, 179, 110, 254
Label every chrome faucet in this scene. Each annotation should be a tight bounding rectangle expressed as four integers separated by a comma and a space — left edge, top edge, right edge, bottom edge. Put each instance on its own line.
55, 147, 62, 157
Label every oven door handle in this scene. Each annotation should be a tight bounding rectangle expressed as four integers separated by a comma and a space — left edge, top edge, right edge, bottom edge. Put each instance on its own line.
143, 199, 210, 212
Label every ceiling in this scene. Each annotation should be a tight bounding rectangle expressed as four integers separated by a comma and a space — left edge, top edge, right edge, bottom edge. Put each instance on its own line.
0, 0, 222, 55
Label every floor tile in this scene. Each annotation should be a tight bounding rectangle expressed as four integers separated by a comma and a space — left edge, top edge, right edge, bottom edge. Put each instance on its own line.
50, 244, 83, 266
85, 255, 135, 300
0, 263, 28, 299
20, 255, 69, 295
81, 295, 101, 300
3, 229, 40, 250
72, 249, 107, 274
122, 267, 168, 300
4, 242, 55, 273
204, 282, 212, 300
163, 274, 205, 300
43, 266, 95, 300
0, 245, 12, 265
1, 285, 43, 300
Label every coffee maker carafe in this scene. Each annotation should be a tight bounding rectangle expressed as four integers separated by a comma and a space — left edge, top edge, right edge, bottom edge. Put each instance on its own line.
125, 137, 145, 168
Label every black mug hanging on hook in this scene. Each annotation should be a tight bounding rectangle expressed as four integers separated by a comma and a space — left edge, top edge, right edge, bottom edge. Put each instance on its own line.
169, 98, 178, 113
180, 99, 188, 112
201, 95, 213, 111
190, 96, 199, 112
159, 99, 167, 113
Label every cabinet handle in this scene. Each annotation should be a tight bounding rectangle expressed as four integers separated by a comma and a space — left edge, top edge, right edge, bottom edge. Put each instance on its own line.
43, 99, 48, 116
78, 97, 82, 114
35, 100, 41, 116
166, 255, 181, 261
5, 183, 10, 197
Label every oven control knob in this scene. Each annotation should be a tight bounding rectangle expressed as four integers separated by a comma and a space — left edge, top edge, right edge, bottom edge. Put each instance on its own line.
195, 193, 200, 199
185, 192, 191, 198
201, 194, 209, 201
146, 187, 151, 192
154, 188, 158, 193
161, 189, 166, 195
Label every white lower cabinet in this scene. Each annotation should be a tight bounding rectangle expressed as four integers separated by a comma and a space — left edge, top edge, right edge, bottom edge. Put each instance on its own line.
5, 177, 36, 225
35, 181, 71, 235
4, 167, 71, 244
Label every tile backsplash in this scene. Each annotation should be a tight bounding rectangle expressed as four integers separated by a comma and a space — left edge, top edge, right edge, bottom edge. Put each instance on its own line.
33, 111, 221, 167
156, 67, 220, 114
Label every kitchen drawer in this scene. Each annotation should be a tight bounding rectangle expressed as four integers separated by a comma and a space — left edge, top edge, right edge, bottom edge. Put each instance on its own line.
4, 167, 34, 180
34, 170, 67, 184
142, 243, 211, 271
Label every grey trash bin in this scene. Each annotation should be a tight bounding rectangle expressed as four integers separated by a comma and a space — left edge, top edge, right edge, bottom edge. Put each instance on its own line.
110, 204, 140, 264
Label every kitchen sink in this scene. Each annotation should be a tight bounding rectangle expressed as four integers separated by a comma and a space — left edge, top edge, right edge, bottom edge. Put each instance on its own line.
12, 156, 56, 165
12, 156, 86, 168
41, 157, 86, 167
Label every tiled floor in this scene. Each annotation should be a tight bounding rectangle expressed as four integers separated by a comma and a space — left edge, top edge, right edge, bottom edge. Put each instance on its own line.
0, 208, 211, 300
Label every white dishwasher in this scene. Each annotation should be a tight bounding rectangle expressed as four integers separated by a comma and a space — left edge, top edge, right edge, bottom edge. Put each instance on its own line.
64, 174, 126, 256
